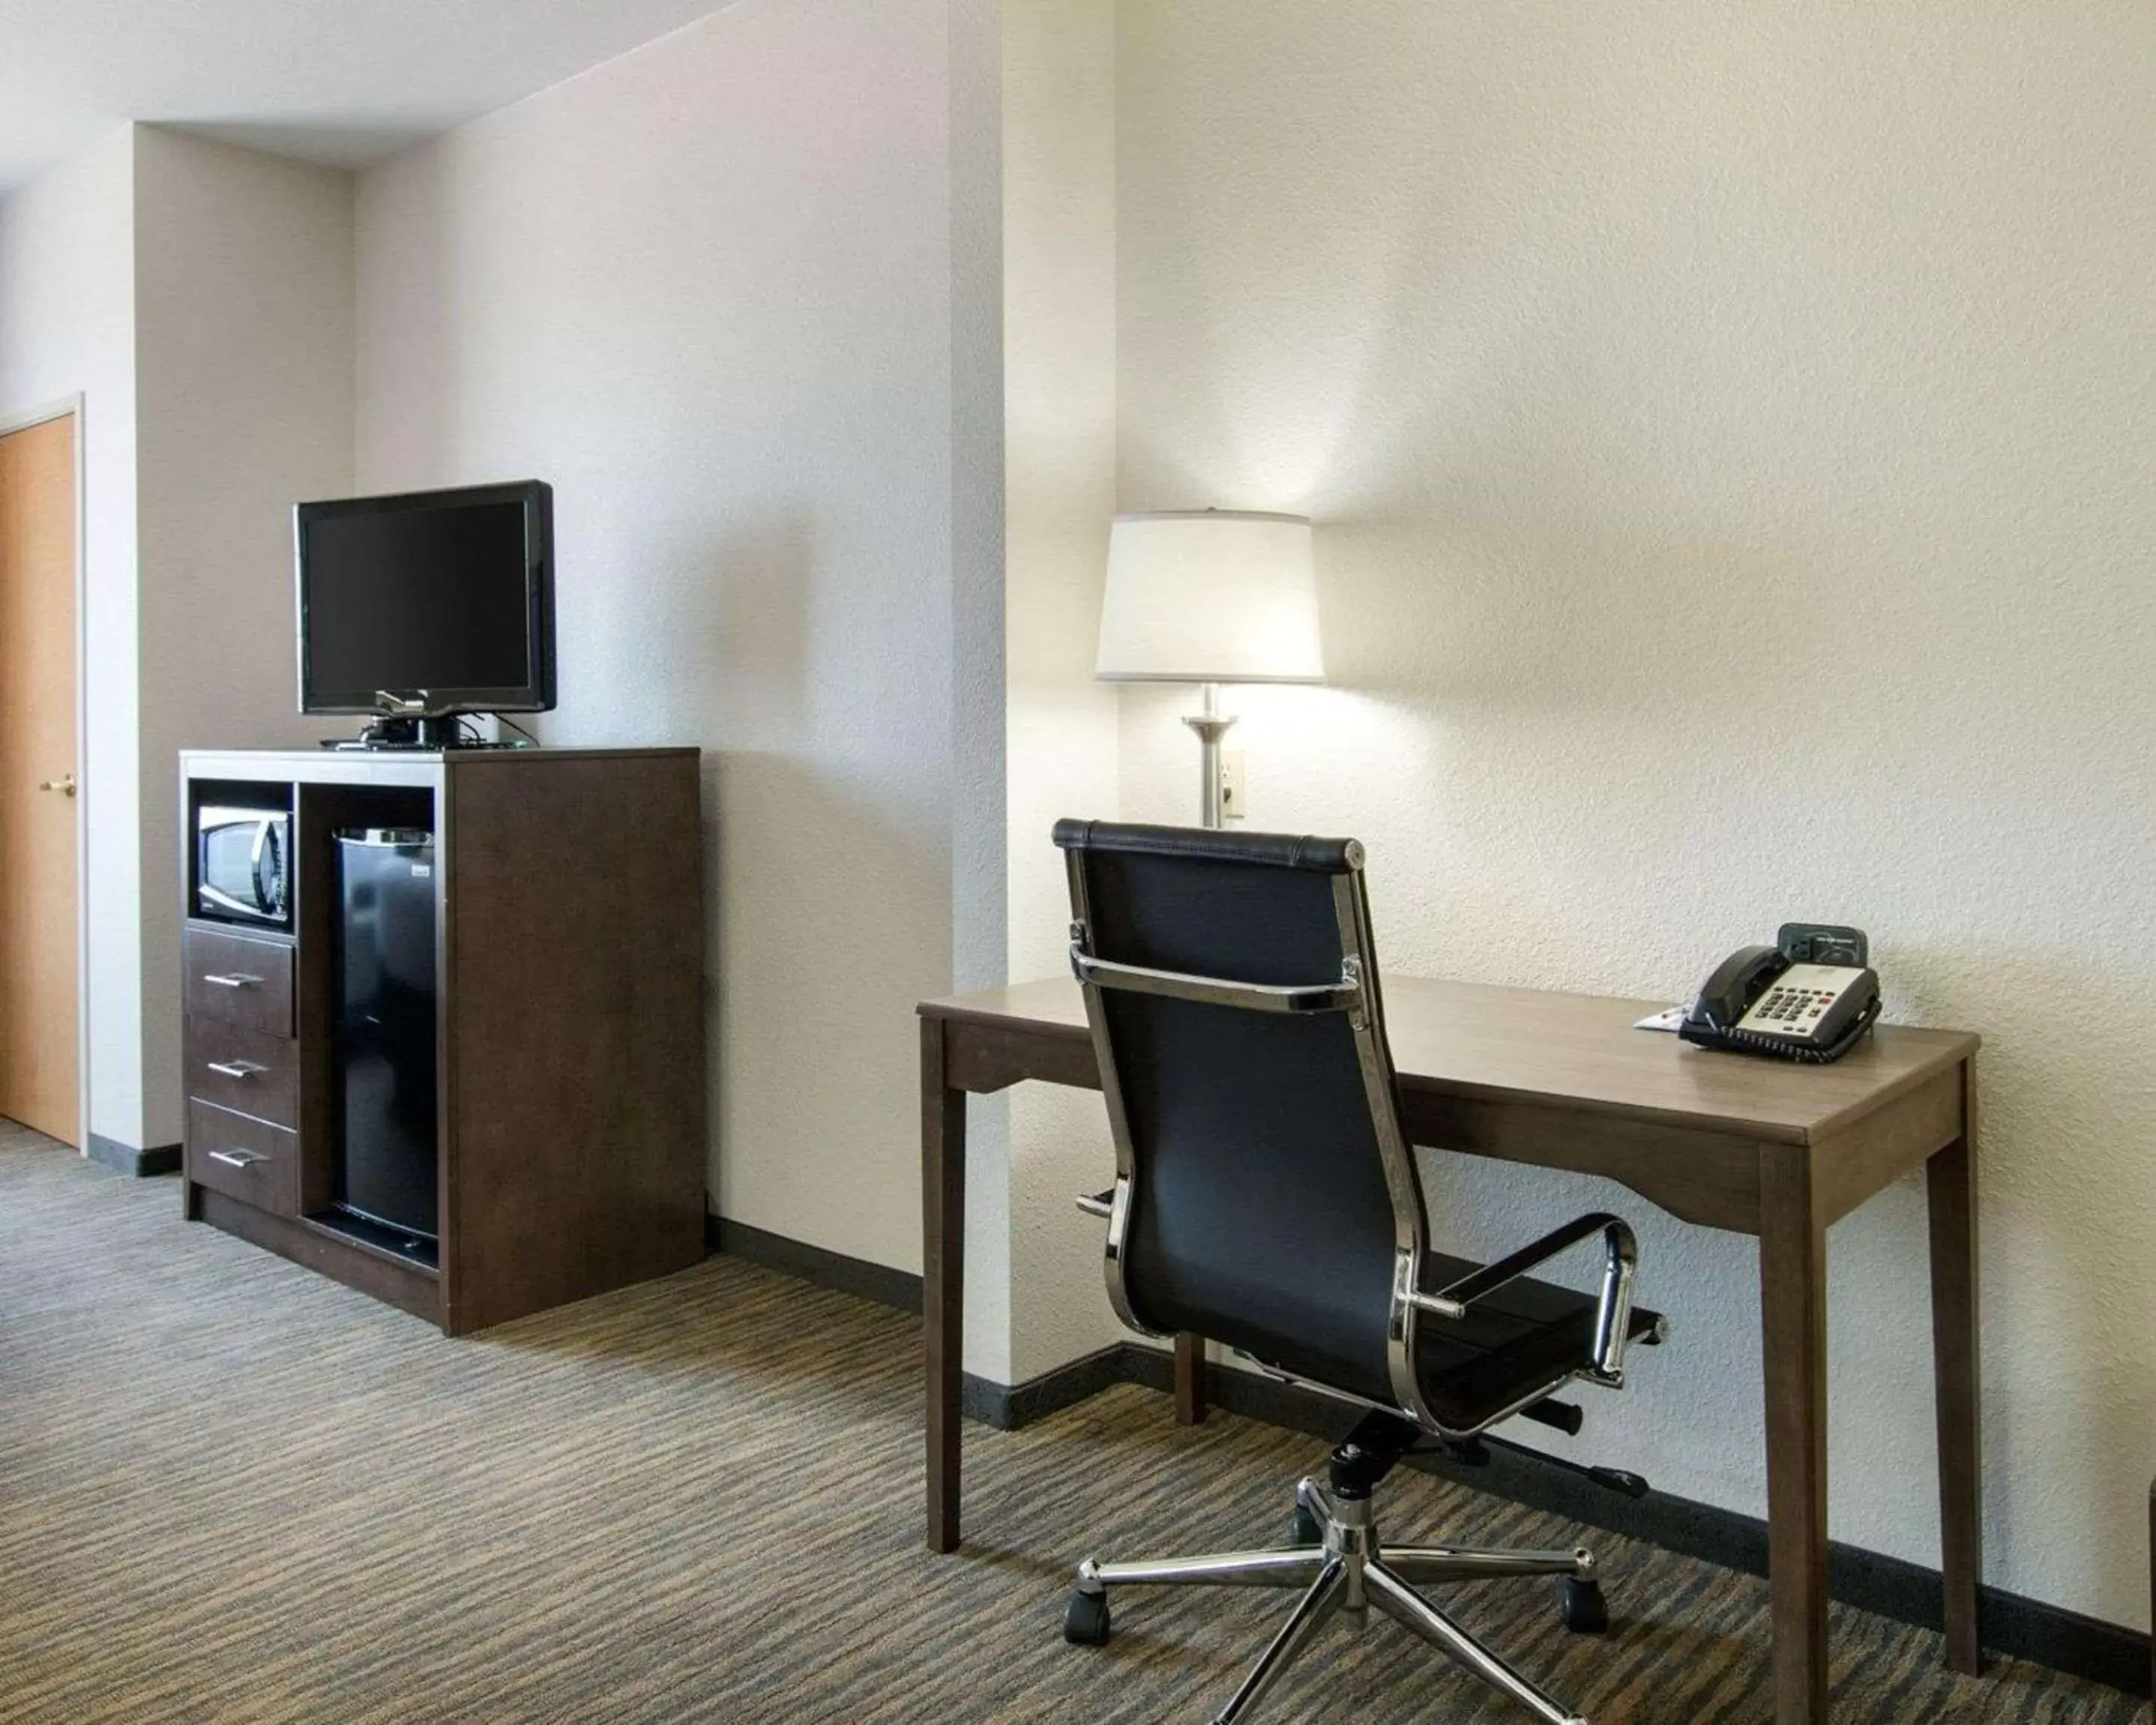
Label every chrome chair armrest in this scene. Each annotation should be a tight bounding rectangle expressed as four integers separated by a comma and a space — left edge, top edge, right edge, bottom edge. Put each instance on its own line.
1428, 1212, 1640, 1383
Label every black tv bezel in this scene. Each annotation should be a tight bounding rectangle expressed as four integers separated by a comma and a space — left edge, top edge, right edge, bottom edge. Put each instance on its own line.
294, 479, 556, 718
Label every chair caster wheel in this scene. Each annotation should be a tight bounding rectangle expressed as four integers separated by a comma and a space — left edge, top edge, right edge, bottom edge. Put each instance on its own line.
1288, 1503, 1324, 1547
1065, 1589, 1111, 1646
1561, 1577, 1609, 1634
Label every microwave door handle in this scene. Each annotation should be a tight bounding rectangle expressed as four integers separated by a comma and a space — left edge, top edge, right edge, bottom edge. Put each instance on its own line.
253, 824, 278, 913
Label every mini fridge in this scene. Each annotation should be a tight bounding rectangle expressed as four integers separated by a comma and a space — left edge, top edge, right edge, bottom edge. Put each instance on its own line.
333, 828, 439, 1253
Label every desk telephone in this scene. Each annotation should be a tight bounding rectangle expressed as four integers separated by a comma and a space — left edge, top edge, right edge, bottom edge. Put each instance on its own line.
1680, 923, 1881, 1064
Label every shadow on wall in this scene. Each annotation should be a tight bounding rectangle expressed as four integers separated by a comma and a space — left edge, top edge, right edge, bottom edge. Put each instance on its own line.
704, 548, 941, 1241
549, 510, 814, 749
705, 746, 948, 1251
710, 514, 814, 742
676, 513, 819, 1207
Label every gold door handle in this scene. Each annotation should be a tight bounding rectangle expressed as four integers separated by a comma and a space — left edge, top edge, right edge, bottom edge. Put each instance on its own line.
37, 773, 76, 797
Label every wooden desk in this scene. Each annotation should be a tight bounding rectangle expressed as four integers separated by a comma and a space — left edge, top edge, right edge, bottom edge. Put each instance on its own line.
919, 974, 1982, 1725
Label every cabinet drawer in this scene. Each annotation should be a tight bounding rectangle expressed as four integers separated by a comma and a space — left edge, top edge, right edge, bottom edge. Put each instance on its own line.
186, 1099, 297, 1216
186, 1018, 297, 1129
183, 928, 293, 1035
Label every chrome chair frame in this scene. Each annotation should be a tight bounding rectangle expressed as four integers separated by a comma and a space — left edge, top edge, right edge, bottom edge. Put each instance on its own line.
1063, 845, 1644, 1725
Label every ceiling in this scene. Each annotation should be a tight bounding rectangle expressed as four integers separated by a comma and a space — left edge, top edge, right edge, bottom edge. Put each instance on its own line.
0, 0, 737, 193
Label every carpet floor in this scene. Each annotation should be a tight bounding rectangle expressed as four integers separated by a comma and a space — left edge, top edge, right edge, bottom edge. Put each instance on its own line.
0, 1125, 2143, 1724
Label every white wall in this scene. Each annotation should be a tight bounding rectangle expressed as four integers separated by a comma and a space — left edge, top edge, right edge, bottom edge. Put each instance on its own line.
1111, 0, 2156, 1628
1001, 0, 1124, 1379
0, 126, 352, 1154
133, 127, 355, 1146
0, 127, 141, 1151
353, 0, 1005, 1281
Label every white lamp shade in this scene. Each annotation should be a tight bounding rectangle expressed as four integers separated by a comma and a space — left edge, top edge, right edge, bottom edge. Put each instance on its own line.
1095, 510, 1324, 684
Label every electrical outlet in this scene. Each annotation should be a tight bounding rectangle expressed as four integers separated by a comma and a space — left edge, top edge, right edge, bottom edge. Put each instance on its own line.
1219, 750, 1248, 821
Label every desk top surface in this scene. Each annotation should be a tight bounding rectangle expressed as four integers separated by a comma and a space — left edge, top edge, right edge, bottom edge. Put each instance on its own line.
921, 974, 1976, 1146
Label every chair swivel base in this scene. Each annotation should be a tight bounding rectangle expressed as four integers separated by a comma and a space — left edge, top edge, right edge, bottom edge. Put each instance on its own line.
1065, 1474, 1604, 1725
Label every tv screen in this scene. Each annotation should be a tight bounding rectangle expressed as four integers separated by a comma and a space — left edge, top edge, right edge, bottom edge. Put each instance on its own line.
296, 481, 555, 716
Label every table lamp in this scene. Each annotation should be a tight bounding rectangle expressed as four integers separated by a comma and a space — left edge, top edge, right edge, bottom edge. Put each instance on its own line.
1095, 509, 1324, 829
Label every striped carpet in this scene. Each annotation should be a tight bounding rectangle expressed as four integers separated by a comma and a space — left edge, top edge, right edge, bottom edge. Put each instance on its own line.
0, 1125, 2143, 1724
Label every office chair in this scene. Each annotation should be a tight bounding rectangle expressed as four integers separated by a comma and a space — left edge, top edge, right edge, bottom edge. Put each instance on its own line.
1053, 820, 1666, 1725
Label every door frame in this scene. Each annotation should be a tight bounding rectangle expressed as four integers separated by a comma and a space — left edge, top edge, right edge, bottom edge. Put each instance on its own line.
0, 393, 91, 1151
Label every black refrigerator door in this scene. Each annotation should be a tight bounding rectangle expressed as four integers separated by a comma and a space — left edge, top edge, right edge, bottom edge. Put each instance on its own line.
334, 831, 439, 1244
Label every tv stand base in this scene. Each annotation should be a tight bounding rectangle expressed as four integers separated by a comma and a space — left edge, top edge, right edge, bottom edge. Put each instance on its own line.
320, 717, 522, 751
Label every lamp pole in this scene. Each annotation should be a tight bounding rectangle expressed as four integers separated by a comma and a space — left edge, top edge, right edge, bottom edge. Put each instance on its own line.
1182, 681, 1236, 830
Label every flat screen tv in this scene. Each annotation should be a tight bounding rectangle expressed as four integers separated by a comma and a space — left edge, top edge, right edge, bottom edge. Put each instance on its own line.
296, 480, 555, 718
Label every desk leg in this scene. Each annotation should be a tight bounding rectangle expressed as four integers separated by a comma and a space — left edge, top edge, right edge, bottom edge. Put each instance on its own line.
1175, 1333, 1208, 1424
1927, 1067, 1982, 1675
1760, 1142, 1829, 1725
922, 1017, 965, 1554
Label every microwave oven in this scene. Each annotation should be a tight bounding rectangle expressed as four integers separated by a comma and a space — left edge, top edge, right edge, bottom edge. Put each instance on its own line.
197, 806, 291, 928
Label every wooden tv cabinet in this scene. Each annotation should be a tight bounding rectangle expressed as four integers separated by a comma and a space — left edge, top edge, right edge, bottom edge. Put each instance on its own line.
178, 746, 705, 1334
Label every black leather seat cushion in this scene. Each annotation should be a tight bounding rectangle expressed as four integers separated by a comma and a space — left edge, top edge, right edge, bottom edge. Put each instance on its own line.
1413, 1254, 1662, 1434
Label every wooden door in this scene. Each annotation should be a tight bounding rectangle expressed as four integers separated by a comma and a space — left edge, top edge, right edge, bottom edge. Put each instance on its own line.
0, 413, 80, 1144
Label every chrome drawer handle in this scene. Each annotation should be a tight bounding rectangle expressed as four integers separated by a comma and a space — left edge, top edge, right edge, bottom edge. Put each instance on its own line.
201, 973, 262, 989
205, 1059, 266, 1080
207, 1149, 267, 1170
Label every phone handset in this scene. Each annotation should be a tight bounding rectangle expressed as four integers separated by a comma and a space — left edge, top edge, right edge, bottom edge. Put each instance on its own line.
1679, 924, 1881, 1064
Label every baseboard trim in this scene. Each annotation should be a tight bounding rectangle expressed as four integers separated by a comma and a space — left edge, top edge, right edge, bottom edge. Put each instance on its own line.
86, 1135, 180, 1178
702, 1213, 1124, 1432
705, 1223, 2150, 1697
966, 1344, 1128, 1432
708, 1212, 923, 1315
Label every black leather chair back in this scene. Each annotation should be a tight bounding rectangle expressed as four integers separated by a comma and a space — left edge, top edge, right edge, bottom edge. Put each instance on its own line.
1054, 821, 1422, 1408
